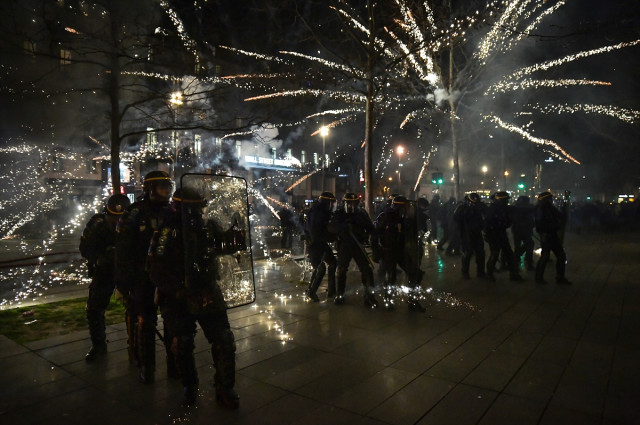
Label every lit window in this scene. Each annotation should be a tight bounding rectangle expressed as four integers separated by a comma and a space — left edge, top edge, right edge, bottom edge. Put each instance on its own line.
60, 49, 71, 65
23, 40, 36, 55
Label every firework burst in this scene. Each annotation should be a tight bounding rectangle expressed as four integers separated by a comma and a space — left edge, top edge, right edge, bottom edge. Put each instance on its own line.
223, 0, 639, 186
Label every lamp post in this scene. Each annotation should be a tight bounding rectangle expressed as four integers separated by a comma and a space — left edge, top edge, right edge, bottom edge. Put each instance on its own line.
320, 126, 329, 191
481, 165, 488, 190
396, 145, 405, 193
169, 91, 183, 177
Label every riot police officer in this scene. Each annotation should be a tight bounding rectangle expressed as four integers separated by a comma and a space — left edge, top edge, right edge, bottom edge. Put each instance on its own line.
328, 193, 378, 307
535, 192, 571, 284
304, 192, 337, 301
511, 195, 535, 271
416, 197, 430, 264
484, 191, 523, 281
454, 193, 487, 279
80, 193, 130, 361
374, 196, 426, 312
116, 170, 173, 384
148, 187, 240, 408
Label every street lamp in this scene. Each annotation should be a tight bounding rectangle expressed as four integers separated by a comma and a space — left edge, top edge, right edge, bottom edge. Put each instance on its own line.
320, 126, 329, 191
503, 169, 509, 191
396, 145, 405, 192
169, 91, 183, 177
481, 165, 488, 188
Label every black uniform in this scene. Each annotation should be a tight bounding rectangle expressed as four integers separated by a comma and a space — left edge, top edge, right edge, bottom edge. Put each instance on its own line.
80, 212, 118, 360
437, 197, 458, 254
148, 196, 240, 408
534, 193, 570, 284
483, 193, 523, 281
454, 196, 486, 279
116, 196, 171, 383
328, 204, 377, 306
416, 198, 430, 264
428, 194, 441, 243
278, 207, 295, 250
374, 197, 425, 312
304, 199, 337, 301
511, 196, 535, 270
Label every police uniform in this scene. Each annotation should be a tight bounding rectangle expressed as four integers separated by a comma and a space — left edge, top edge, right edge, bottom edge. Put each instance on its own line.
454, 193, 487, 279
328, 193, 378, 307
80, 194, 130, 361
534, 192, 571, 284
484, 191, 523, 281
304, 192, 337, 301
374, 196, 426, 312
115, 171, 173, 384
148, 188, 240, 409
511, 196, 535, 271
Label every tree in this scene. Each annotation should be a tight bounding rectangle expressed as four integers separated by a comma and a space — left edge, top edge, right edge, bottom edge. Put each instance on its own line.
0, 0, 259, 191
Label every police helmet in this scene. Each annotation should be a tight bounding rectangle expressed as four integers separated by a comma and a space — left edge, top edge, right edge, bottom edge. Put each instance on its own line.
516, 195, 530, 205
173, 188, 207, 216
493, 191, 510, 201
417, 197, 429, 209
106, 194, 130, 215
391, 195, 408, 214
537, 191, 553, 202
343, 192, 360, 213
318, 192, 336, 209
143, 170, 172, 193
468, 193, 481, 203
173, 187, 206, 205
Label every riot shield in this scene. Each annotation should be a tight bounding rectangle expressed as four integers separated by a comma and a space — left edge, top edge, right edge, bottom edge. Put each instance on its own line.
403, 200, 422, 284
180, 173, 256, 310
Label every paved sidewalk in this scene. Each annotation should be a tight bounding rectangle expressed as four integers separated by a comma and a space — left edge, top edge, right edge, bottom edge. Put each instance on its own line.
1, 231, 639, 425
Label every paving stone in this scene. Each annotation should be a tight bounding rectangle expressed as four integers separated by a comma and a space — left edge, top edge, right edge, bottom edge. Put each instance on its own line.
1, 232, 639, 424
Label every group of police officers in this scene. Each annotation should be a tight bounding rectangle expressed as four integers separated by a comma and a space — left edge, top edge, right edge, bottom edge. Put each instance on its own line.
303, 191, 427, 312
301, 189, 570, 309
80, 170, 239, 409
452, 190, 570, 284
79, 169, 570, 409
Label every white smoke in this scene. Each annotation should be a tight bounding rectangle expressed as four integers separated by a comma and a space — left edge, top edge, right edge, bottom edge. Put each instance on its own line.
430, 88, 461, 107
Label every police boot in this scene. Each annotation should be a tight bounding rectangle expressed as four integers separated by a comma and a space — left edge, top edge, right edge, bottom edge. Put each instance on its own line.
182, 384, 198, 406
125, 309, 140, 366
333, 281, 346, 305
85, 343, 107, 362
407, 289, 426, 313
138, 322, 156, 384
408, 298, 426, 313
363, 290, 379, 309
212, 329, 239, 410
86, 309, 107, 361
556, 276, 572, 285
178, 336, 198, 405
326, 268, 336, 299
305, 265, 324, 302
382, 285, 395, 311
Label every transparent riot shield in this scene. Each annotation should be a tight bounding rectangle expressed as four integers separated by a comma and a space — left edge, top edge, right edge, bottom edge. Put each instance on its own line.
403, 200, 422, 283
180, 173, 256, 309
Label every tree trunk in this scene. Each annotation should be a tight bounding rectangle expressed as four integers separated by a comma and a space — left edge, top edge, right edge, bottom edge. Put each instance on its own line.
448, 1, 460, 201
363, 0, 375, 216
449, 106, 460, 200
109, 23, 121, 192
